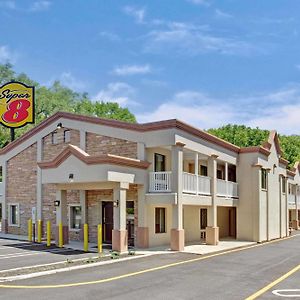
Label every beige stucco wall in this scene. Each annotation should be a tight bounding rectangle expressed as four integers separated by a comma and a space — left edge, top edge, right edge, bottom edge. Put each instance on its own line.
146, 147, 172, 172
183, 205, 200, 242
217, 207, 229, 238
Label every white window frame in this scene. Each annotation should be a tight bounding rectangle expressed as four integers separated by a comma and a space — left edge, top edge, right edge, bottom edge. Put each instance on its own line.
8, 203, 20, 227
64, 130, 71, 143
51, 132, 58, 145
69, 204, 82, 231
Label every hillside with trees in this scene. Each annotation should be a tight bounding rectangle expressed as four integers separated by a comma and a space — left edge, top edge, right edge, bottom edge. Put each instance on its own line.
0, 63, 136, 147
207, 125, 300, 168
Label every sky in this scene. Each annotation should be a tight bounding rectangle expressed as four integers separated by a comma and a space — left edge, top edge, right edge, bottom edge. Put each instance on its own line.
1, 0, 300, 134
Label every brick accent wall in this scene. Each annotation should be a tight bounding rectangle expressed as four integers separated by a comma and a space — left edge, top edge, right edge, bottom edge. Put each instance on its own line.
6, 143, 37, 235
86, 185, 138, 244
42, 128, 80, 161
86, 132, 137, 159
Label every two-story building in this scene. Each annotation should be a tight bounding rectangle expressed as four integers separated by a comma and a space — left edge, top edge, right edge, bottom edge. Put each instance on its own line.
0, 112, 297, 252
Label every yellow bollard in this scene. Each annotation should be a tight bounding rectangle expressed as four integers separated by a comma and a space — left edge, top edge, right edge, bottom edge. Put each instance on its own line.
59, 222, 63, 248
37, 220, 42, 243
84, 223, 88, 252
47, 221, 51, 247
28, 219, 32, 242
98, 224, 102, 253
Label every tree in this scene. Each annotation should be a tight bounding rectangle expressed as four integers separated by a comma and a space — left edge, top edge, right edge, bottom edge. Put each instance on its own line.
207, 124, 300, 167
0, 64, 136, 146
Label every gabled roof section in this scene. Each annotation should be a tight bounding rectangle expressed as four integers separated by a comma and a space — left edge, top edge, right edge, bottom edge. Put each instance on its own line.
262, 130, 283, 156
38, 144, 150, 170
0, 111, 240, 155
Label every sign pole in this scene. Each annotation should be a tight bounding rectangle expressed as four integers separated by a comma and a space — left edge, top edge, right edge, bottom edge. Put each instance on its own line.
10, 128, 15, 142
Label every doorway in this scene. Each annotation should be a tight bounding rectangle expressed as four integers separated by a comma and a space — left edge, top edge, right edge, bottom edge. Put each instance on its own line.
228, 207, 236, 238
102, 201, 113, 244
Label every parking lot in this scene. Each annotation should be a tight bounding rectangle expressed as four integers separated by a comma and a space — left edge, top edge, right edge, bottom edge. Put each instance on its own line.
0, 237, 97, 274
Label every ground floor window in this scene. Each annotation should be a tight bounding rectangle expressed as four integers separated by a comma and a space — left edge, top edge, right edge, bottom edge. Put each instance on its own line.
261, 169, 267, 190
155, 207, 166, 233
70, 205, 81, 230
9, 204, 19, 226
200, 208, 207, 230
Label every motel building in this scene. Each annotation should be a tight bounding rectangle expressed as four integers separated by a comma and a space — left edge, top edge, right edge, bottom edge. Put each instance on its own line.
0, 111, 299, 252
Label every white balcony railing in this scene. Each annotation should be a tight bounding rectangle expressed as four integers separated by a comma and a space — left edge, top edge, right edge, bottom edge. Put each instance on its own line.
149, 171, 172, 193
217, 179, 238, 198
288, 194, 296, 205
182, 172, 211, 195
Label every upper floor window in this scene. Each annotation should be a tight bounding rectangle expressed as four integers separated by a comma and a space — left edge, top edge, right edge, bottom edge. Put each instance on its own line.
281, 177, 286, 194
154, 153, 166, 172
200, 165, 208, 176
51, 132, 58, 145
0, 166, 2, 182
261, 169, 267, 190
64, 130, 71, 143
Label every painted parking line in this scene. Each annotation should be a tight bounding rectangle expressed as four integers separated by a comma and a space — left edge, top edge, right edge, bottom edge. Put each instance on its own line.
0, 234, 297, 289
272, 289, 300, 297
245, 264, 300, 300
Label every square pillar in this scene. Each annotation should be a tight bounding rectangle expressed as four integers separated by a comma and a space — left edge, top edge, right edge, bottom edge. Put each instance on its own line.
1, 161, 7, 234
137, 185, 149, 248
55, 190, 69, 245
194, 152, 199, 194
170, 143, 185, 251
79, 190, 87, 241
206, 154, 219, 245
112, 183, 128, 253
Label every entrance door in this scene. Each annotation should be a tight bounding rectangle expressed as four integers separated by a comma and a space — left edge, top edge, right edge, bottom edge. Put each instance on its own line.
102, 202, 113, 243
229, 207, 236, 238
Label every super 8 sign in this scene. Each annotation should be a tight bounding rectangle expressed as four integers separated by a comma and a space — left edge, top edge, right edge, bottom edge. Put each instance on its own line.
0, 82, 35, 128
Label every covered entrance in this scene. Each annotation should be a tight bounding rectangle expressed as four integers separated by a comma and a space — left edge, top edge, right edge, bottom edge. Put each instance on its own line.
217, 207, 236, 239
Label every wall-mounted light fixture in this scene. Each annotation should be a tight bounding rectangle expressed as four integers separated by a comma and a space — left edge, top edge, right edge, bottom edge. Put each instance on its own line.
54, 200, 60, 207
69, 173, 74, 183
113, 200, 119, 208
57, 122, 63, 129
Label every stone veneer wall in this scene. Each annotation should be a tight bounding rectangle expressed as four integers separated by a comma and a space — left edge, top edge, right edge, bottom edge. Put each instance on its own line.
42, 128, 80, 161
86, 132, 137, 158
86, 185, 138, 244
6, 143, 37, 235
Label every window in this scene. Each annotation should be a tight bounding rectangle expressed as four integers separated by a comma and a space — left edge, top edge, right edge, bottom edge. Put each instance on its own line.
155, 207, 166, 233
261, 169, 267, 190
70, 206, 81, 230
200, 208, 207, 230
217, 169, 223, 180
64, 130, 71, 143
0, 166, 2, 182
282, 177, 286, 194
200, 165, 208, 176
154, 153, 166, 172
51, 132, 58, 144
9, 204, 19, 226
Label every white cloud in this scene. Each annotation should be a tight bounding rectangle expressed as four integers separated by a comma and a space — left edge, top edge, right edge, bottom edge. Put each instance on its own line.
0, 0, 16, 9
98, 31, 120, 42
29, 1, 51, 12
144, 21, 261, 56
0, 45, 17, 63
215, 9, 233, 19
186, 0, 210, 6
137, 86, 300, 134
112, 64, 152, 76
59, 72, 87, 92
123, 6, 146, 24
93, 82, 138, 106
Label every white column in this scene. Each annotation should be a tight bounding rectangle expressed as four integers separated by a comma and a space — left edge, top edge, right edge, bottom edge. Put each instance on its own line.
208, 155, 218, 227
36, 138, 43, 221
137, 142, 146, 160
1, 161, 7, 233
80, 130, 86, 151
80, 190, 87, 224
113, 183, 127, 231
195, 152, 199, 194
138, 185, 147, 227
56, 190, 67, 226
225, 162, 228, 198
295, 184, 299, 229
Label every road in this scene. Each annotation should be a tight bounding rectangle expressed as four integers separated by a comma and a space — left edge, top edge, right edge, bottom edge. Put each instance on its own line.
0, 234, 300, 300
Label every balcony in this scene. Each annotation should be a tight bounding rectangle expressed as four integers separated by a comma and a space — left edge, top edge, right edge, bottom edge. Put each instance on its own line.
149, 171, 172, 193
217, 179, 238, 198
182, 172, 211, 195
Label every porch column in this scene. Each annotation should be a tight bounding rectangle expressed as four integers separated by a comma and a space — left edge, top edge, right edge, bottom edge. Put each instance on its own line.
1, 161, 7, 233
225, 162, 228, 198
36, 139, 43, 233
55, 190, 68, 245
112, 182, 128, 252
79, 190, 87, 241
206, 154, 219, 245
171, 142, 185, 251
137, 185, 149, 248
294, 184, 299, 230
195, 152, 199, 194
